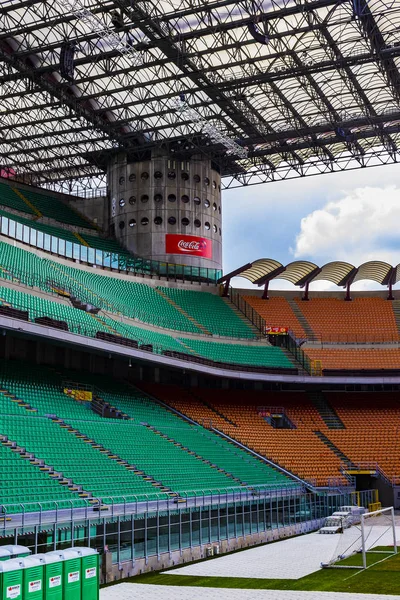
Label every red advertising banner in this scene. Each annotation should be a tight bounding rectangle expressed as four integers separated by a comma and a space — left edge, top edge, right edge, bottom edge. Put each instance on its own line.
265, 326, 288, 335
165, 234, 212, 259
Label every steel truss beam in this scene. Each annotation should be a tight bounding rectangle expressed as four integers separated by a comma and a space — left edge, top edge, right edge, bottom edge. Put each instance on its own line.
0, 0, 399, 188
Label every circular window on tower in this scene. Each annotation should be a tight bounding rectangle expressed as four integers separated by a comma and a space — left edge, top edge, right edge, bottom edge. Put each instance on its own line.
129, 196, 136, 205
141, 194, 149, 203
154, 171, 163, 180
119, 176, 125, 185
193, 196, 201, 206
168, 216, 176, 225
218, 206, 221, 214
204, 221, 210, 230
194, 219, 201, 228
168, 194, 176, 203
141, 217, 149, 226
204, 177, 210, 186
181, 172, 189, 181
141, 172, 149, 181
119, 198, 126, 207
168, 171, 176, 180
119, 221, 125, 230
204, 199, 210, 208
129, 219, 136, 227
182, 217, 190, 227
213, 202, 217, 211
129, 173, 136, 182
213, 224, 217, 233
154, 193, 163, 203
194, 174, 200, 183
181, 195, 189, 204
212, 180, 217, 189
154, 216, 163, 225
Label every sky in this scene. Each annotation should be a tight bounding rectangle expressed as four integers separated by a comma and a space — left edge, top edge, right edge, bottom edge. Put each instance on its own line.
222, 163, 400, 291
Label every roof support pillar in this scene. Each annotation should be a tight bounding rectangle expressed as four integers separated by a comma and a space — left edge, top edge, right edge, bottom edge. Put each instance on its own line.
302, 282, 310, 301
388, 279, 394, 301
222, 278, 231, 297
345, 280, 352, 301
262, 280, 270, 300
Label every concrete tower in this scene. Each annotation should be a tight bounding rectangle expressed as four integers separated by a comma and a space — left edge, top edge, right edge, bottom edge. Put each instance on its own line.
108, 152, 222, 273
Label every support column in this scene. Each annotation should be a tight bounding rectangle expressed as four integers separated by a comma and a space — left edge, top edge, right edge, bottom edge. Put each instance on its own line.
345, 280, 352, 301
222, 278, 231, 297
262, 280, 269, 300
302, 282, 310, 301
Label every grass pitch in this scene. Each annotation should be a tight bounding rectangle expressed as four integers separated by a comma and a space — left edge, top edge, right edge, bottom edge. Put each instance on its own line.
127, 547, 400, 595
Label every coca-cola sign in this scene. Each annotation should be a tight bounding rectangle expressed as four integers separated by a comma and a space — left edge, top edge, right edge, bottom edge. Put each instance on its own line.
166, 234, 212, 258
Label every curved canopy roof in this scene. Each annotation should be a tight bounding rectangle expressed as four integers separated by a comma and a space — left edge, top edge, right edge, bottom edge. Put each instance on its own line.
1, 0, 400, 192
221, 259, 398, 288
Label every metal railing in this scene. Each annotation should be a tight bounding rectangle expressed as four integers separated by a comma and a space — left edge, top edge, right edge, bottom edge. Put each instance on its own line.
0, 214, 222, 284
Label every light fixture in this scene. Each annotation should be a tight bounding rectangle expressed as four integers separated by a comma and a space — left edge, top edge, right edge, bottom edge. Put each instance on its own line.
172, 98, 248, 159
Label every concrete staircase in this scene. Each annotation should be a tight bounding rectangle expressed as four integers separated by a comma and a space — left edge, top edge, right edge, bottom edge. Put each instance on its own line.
392, 300, 400, 337
222, 297, 265, 340
309, 392, 345, 429
287, 300, 318, 341
314, 431, 354, 469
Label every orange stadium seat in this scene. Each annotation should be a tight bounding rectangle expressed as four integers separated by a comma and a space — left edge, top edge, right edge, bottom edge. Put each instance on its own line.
305, 348, 400, 370
294, 297, 399, 343
141, 385, 347, 487
242, 296, 307, 339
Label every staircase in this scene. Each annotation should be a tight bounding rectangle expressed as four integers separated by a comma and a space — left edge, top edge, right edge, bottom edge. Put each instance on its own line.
147, 425, 252, 488
287, 300, 318, 341
309, 392, 345, 429
190, 391, 237, 427
52, 417, 183, 501
314, 431, 354, 468
222, 297, 264, 339
0, 387, 38, 413
0, 433, 100, 507
91, 394, 129, 420
155, 288, 212, 335
391, 300, 400, 337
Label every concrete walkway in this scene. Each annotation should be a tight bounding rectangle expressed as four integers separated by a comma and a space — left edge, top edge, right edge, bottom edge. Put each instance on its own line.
168, 527, 400, 580
100, 584, 400, 600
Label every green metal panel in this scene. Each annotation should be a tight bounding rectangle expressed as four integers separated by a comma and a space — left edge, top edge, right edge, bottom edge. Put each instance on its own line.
44, 563, 63, 600
81, 553, 99, 600
34, 555, 63, 600
62, 555, 81, 600
21, 558, 44, 600
0, 560, 23, 600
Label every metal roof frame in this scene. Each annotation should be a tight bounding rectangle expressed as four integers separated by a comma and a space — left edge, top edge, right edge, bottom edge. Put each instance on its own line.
1, 0, 400, 192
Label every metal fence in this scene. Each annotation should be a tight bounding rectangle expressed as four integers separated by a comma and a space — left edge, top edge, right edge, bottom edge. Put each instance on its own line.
0, 214, 222, 284
0, 488, 376, 564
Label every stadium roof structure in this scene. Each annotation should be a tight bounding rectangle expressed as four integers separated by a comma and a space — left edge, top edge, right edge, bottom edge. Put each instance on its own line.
219, 258, 400, 299
2, 0, 400, 193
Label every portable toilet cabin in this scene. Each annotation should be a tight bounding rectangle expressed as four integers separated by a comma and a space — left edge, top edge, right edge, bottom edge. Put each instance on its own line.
34, 554, 63, 600
20, 556, 44, 600
47, 549, 82, 600
1, 546, 31, 560
80, 548, 99, 600
0, 559, 23, 600
0, 549, 11, 562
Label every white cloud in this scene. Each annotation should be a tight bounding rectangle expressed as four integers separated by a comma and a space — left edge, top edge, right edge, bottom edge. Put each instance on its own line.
294, 185, 400, 267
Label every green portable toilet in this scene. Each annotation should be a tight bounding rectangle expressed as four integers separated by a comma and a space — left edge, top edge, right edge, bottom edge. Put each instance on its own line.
1, 546, 31, 560
20, 556, 44, 600
47, 550, 81, 600
0, 550, 11, 562
80, 548, 99, 600
0, 559, 23, 600
34, 554, 63, 600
